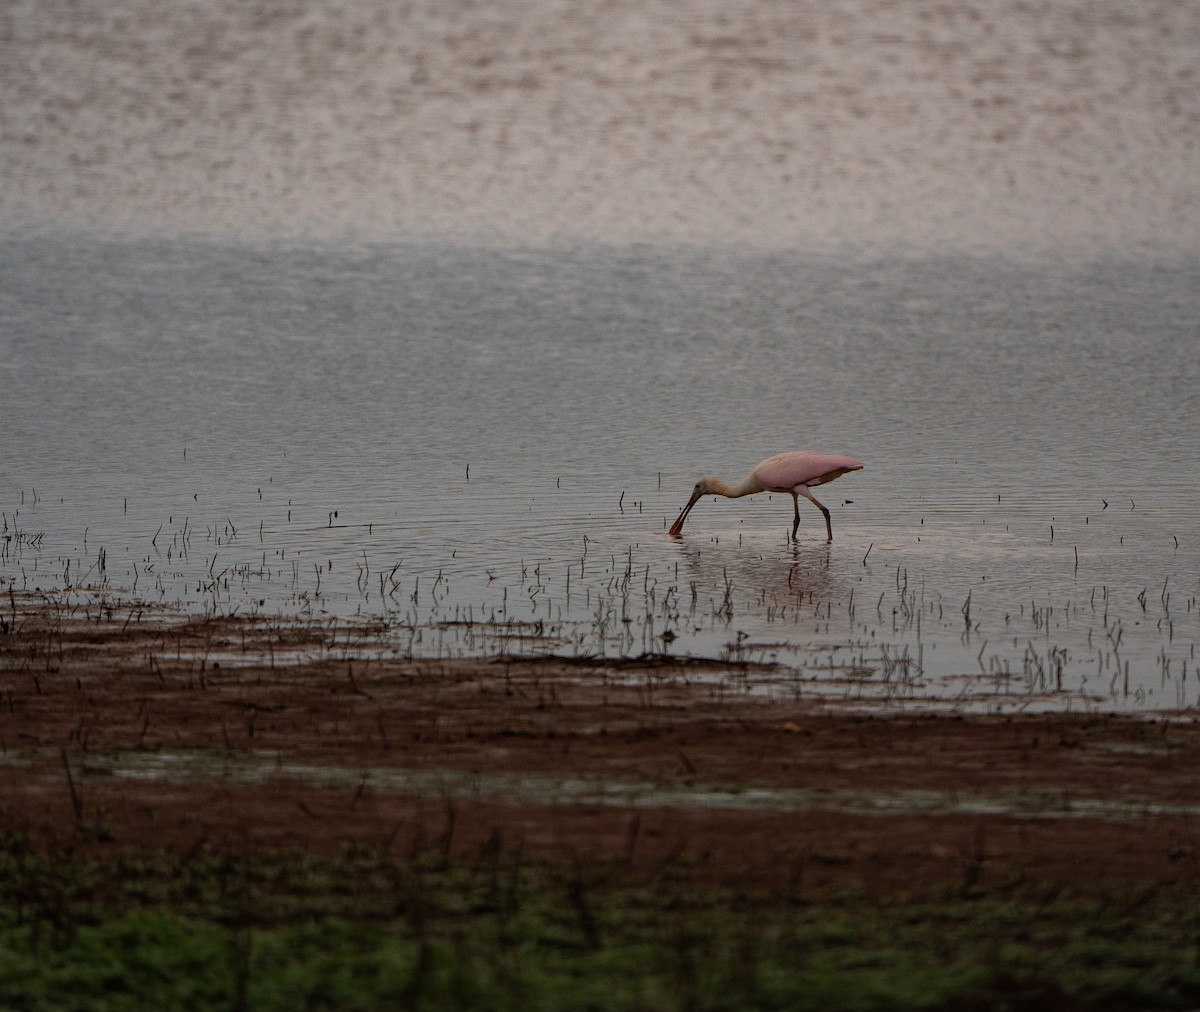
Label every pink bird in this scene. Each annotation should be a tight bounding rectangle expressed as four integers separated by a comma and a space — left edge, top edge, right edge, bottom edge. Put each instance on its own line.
668, 451, 864, 541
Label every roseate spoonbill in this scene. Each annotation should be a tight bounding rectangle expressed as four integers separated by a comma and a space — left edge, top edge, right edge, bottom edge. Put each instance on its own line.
668, 451, 863, 541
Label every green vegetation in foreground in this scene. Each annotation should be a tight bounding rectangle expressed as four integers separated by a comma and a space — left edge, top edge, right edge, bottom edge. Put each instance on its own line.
1, 839, 1199, 1011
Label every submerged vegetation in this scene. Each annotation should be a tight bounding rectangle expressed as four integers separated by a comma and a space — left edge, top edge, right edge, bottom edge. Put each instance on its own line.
3, 490, 1199, 715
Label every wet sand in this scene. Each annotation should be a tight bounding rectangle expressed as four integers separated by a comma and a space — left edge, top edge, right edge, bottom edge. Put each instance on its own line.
3, 590, 1199, 897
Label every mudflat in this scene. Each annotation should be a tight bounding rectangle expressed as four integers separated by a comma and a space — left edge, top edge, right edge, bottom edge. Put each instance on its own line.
3, 590, 1198, 898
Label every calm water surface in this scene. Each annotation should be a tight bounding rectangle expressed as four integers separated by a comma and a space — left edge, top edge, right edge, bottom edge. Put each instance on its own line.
3, 233, 1198, 711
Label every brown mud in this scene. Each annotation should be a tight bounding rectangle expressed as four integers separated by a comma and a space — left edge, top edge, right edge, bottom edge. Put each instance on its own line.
3, 591, 1199, 898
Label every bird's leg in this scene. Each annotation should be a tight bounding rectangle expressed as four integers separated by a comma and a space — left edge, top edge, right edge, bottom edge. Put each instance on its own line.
797, 487, 833, 541
790, 493, 801, 542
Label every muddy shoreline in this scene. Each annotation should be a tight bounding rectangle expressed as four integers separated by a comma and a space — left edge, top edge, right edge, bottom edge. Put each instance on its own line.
3, 591, 1199, 898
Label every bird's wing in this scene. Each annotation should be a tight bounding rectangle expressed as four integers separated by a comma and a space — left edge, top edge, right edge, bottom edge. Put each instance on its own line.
755, 451, 862, 490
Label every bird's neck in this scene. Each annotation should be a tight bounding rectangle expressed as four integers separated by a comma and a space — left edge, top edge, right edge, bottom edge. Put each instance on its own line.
707, 476, 761, 499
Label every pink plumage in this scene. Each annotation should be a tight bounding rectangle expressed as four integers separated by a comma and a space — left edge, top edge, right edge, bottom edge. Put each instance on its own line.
668, 450, 863, 541
751, 451, 864, 492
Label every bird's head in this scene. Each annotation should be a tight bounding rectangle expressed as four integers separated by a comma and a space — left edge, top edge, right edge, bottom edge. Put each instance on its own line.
668, 477, 717, 536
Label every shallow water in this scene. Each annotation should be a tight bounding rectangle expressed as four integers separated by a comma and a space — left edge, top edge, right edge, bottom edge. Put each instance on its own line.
4, 0, 1200, 710
3, 1, 1198, 251
3, 234, 1198, 711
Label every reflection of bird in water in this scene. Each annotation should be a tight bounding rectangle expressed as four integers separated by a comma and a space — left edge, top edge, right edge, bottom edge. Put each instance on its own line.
676, 540, 837, 608
667, 538, 842, 661
668, 451, 863, 541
